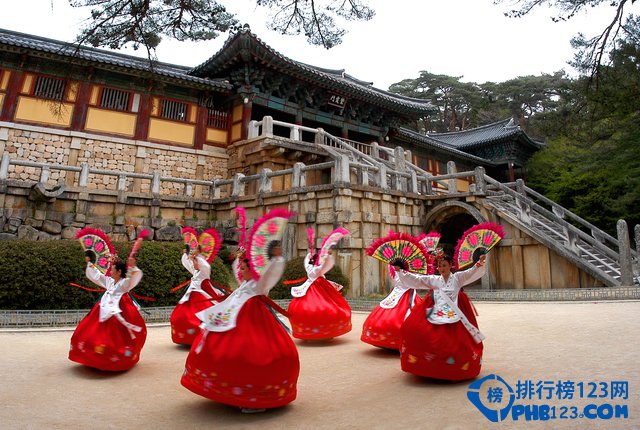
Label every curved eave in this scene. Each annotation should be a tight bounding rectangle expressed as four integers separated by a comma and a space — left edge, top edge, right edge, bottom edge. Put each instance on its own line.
428, 119, 544, 151
437, 131, 544, 152
397, 127, 497, 166
190, 30, 435, 115
0, 30, 231, 92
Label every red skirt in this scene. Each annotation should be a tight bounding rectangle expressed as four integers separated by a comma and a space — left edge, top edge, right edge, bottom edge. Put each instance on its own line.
287, 277, 352, 340
181, 297, 300, 409
170, 281, 226, 345
69, 294, 147, 371
361, 290, 421, 350
400, 291, 482, 381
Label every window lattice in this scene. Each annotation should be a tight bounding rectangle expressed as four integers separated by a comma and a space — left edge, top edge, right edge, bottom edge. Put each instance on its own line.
160, 99, 188, 122
207, 108, 228, 128
33, 75, 66, 100
100, 87, 131, 111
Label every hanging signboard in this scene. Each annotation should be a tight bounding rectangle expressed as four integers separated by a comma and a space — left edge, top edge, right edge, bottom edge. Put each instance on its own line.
327, 94, 347, 108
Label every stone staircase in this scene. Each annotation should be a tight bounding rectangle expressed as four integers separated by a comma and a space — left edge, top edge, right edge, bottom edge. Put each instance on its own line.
480, 179, 638, 287
325, 131, 638, 288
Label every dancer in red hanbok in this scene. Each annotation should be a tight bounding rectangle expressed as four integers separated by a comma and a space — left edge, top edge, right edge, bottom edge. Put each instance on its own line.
398, 254, 487, 380
362, 231, 432, 350
69, 228, 149, 371
287, 227, 352, 340
170, 227, 229, 345
360, 264, 423, 350
181, 208, 299, 411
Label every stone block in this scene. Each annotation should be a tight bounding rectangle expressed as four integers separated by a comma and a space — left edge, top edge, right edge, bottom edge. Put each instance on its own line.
155, 225, 181, 241
42, 220, 62, 234
38, 231, 59, 241
25, 218, 44, 229
61, 226, 78, 240
0, 232, 17, 241
89, 223, 112, 234
17, 225, 40, 240
7, 217, 23, 233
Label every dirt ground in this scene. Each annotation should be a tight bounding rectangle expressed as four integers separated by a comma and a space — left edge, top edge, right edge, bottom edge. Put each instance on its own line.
1, 301, 638, 430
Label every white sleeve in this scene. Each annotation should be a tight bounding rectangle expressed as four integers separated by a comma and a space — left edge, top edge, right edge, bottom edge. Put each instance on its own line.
197, 256, 211, 279
454, 263, 486, 287
85, 263, 107, 288
305, 252, 324, 279
317, 253, 335, 278
256, 257, 285, 295
181, 253, 195, 275
124, 267, 143, 292
394, 270, 439, 290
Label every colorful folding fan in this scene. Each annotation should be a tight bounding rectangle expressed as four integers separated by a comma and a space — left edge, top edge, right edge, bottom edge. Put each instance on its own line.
316, 227, 349, 266
246, 207, 294, 279
76, 227, 116, 274
198, 228, 222, 263
181, 226, 199, 254
366, 231, 430, 274
453, 222, 505, 270
418, 231, 441, 252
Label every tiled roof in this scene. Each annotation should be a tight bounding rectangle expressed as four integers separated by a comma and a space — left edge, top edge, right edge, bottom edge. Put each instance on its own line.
0, 28, 231, 91
427, 118, 544, 149
396, 127, 497, 166
190, 26, 435, 114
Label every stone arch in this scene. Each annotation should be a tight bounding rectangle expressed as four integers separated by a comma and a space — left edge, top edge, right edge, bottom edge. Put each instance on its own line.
423, 201, 485, 255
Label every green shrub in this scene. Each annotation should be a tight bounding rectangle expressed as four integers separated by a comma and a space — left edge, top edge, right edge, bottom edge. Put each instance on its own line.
270, 256, 350, 299
0, 240, 236, 310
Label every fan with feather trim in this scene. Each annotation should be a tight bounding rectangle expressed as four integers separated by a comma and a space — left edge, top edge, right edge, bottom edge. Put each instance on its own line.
366, 231, 430, 274
316, 227, 349, 266
76, 227, 116, 275
181, 226, 199, 255
198, 228, 222, 263
417, 231, 441, 252
246, 208, 294, 279
453, 222, 505, 270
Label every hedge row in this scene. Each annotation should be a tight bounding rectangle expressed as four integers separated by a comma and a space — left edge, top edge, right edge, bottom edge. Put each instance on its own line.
0, 241, 349, 309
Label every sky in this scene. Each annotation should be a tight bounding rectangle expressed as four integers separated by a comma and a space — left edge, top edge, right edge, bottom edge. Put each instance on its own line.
0, 0, 619, 90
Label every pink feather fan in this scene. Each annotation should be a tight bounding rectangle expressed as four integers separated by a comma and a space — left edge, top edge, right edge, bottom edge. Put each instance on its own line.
316, 227, 349, 267
453, 222, 505, 270
246, 207, 293, 279
76, 227, 116, 275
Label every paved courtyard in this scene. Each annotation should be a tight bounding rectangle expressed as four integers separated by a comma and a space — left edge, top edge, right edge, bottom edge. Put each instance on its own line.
1, 301, 638, 429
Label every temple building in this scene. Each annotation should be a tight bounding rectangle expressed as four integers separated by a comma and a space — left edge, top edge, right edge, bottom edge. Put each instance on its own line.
0, 25, 542, 190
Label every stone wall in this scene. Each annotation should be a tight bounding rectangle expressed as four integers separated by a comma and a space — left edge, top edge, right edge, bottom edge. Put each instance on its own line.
1, 124, 621, 294
0, 122, 228, 197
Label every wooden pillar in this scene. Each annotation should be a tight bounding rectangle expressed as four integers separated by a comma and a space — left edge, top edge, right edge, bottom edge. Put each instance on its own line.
0, 69, 24, 122
241, 98, 252, 140
194, 105, 208, 150
134, 93, 152, 141
508, 162, 515, 182
70, 80, 92, 131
